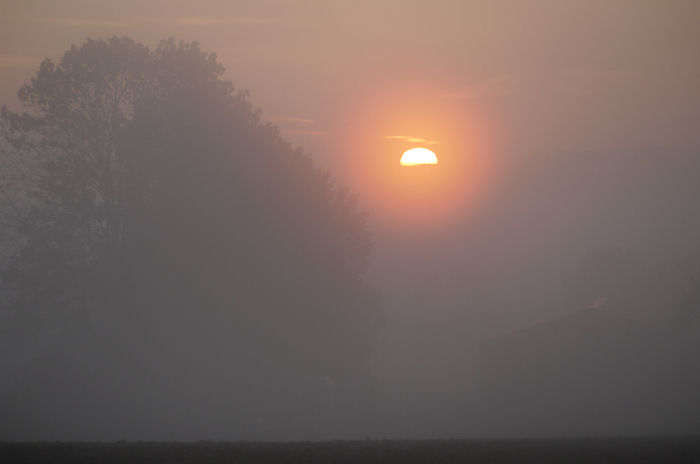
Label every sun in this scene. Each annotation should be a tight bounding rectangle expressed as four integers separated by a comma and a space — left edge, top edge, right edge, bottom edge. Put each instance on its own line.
400, 147, 438, 166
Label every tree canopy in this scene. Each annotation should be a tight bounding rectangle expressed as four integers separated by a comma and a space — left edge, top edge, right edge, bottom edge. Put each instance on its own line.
0, 37, 378, 440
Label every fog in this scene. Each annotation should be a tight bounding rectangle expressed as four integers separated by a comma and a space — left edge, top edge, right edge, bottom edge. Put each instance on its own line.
1, 1, 699, 440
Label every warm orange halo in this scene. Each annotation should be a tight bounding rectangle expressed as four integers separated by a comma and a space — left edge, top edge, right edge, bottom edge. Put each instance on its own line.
400, 147, 438, 166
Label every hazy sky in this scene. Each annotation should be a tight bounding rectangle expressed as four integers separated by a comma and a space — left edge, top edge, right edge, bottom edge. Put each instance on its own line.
2, 1, 700, 437
2, 1, 699, 237
3, 0, 699, 349
2, 1, 698, 165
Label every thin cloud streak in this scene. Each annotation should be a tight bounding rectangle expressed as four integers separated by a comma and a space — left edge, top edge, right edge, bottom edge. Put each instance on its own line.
23, 16, 276, 29
267, 116, 316, 124
30, 17, 130, 28
281, 129, 328, 136
385, 135, 440, 145
153, 16, 279, 26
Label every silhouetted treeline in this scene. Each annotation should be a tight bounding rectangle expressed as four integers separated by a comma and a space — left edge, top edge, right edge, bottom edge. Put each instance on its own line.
0, 37, 379, 440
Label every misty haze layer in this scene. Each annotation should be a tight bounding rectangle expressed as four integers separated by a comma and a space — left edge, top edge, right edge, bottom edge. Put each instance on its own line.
1, 1, 700, 441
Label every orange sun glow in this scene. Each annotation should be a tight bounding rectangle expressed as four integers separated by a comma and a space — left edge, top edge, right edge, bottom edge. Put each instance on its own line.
335, 82, 494, 231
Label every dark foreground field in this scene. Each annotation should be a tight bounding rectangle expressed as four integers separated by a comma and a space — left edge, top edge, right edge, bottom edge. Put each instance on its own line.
2, 437, 700, 463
